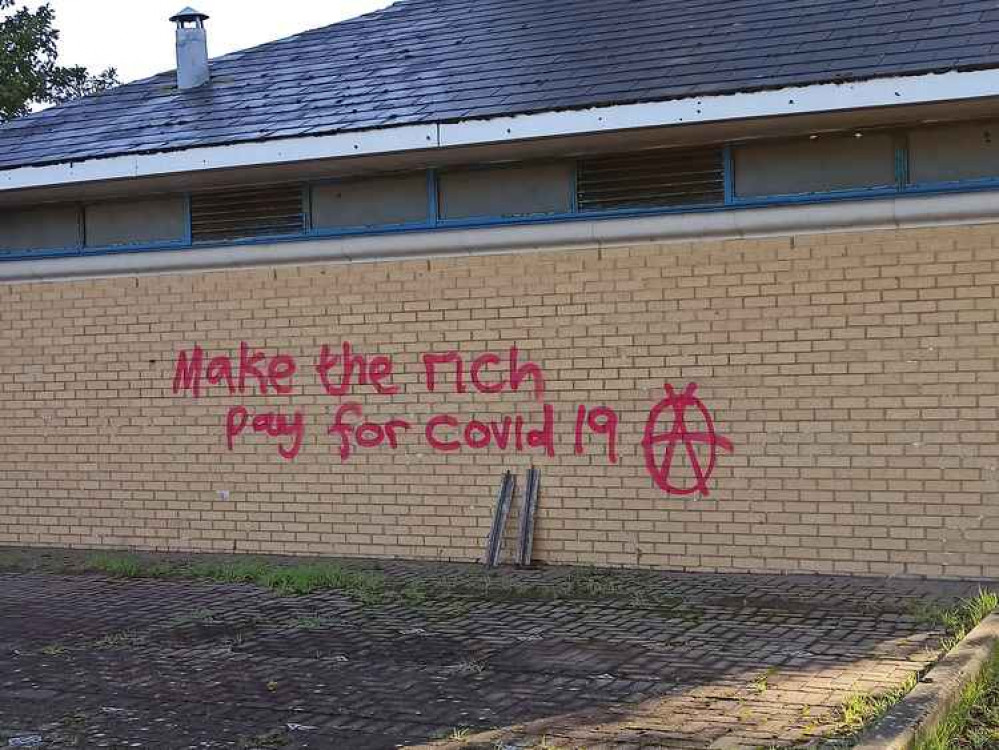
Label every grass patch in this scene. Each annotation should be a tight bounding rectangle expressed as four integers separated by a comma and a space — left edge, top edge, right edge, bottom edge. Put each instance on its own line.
187, 558, 271, 583
256, 563, 386, 599
94, 630, 146, 649
46, 550, 698, 616
838, 672, 919, 733
912, 589, 999, 652
85, 553, 145, 578
237, 729, 289, 749
810, 591, 997, 743
402, 583, 428, 606
168, 608, 219, 627
424, 568, 688, 611
83, 553, 390, 604
915, 646, 999, 750
293, 614, 335, 630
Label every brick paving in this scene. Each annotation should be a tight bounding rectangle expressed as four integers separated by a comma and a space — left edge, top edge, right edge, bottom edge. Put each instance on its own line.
0, 557, 983, 749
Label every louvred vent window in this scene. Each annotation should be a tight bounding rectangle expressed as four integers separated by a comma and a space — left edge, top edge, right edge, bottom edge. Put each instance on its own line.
577, 146, 725, 211
190, 184, 306, 243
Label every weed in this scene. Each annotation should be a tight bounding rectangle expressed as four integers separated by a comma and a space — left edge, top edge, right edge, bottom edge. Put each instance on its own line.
449, 727, 471, 741
81, 553, 392, 603
752, 666, 779, 694
258, 563, 386, 601
40, 643, 67, 656
911, 589, 998, 652
294, 614, 333, 630
94, 630, 146, 649
402, 583, 428, 606
838, 672, 918, 732
237, 729, 289, 749
442, 659, 486, 677
61, 711, 89, 729
168, 608, 220, 627
188, 559, 270, 583
914, 646, 999, 750
562, 569, 622, 599
85, 553, 144, 578
429, 601, 472, 620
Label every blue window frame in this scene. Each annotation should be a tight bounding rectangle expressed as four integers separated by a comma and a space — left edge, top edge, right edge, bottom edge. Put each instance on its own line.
3, 128, 999, 262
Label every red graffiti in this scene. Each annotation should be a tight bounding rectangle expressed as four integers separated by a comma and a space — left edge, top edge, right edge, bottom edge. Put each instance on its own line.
641, 383, 733, 497
422, 346, 545, 401
173, 343, 297, 398
173, 344, 735, 498
574, 405, 619, 464
226, 406, 305, 461
315, 342, 399, 396
327, 403, 411, 462
424, 407, 556, 457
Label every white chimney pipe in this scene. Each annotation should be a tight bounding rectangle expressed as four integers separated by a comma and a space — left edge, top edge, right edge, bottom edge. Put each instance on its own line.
170, 7, 210, 90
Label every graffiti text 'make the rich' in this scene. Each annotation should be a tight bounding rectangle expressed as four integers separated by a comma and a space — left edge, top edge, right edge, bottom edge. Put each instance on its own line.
172, 342, 733, 496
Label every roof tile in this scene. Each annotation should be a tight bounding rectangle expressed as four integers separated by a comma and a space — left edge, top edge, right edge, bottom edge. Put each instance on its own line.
1, 0, 997, 170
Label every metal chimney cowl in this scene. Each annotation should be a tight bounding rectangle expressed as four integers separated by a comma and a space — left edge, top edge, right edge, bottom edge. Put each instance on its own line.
170, 7, 211, 90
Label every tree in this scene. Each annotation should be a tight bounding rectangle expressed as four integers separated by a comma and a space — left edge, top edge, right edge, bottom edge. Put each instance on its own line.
0, 0, 119, 123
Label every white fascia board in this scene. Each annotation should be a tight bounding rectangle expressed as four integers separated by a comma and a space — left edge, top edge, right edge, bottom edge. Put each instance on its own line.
440, 69, 999, 146
2, 68, 999, 193
0, 124, 439, 192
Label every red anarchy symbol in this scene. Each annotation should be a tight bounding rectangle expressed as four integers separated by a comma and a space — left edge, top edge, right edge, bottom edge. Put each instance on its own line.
642, 383, 734, 497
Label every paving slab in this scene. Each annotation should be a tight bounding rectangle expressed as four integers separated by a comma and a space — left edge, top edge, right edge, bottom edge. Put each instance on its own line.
0, 556, 984, 749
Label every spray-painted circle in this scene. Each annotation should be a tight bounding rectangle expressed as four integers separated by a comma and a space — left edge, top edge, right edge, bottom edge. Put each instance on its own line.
641, 383, 733, 497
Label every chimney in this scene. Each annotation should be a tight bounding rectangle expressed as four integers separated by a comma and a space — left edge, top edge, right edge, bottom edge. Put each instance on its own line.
170, 7, 210, 89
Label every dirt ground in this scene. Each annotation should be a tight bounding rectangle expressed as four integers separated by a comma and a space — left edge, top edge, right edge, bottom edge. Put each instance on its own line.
0, 549, 985, 749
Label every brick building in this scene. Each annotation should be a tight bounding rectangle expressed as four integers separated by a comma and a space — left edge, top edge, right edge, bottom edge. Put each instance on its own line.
1, 1, 998, 579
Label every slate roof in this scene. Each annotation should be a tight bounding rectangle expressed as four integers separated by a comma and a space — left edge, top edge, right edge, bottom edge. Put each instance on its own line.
2, 0, 999, 171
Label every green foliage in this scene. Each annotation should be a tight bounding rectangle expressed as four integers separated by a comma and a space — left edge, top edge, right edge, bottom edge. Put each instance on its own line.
187, 559, 271, 583
0, 0, 118, 122
914, 589, 999, 651
258, 563, 387, 600
85, 553, 144, 578
94, 630, 146, 649
402, 583, 428, 606
237, 729, 289, 749
751, 666, 779, 694
84, 553, 389, 603
838, 672, 919, 732
915, 647, 999, 750
293, 614, 333, 630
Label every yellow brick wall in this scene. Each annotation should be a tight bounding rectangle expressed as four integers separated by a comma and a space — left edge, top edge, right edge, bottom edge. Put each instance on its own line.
1, 223, 997, 579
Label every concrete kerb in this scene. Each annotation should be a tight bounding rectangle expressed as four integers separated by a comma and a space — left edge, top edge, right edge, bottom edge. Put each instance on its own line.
853, 610, 999, 750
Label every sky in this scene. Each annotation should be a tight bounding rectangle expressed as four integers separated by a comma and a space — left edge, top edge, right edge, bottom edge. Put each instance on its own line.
29, 1, 394, 84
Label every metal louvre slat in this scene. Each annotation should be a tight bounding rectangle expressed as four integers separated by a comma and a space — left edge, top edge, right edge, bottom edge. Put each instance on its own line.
192, 201, 304, 218
190, 185, 305, 243
193, 221, 304, 237
578, 178, 724, 197
577, 169, 722, 187
580, 155, 721, 171
578, 147, 725, 211
192, 213, 304, 229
